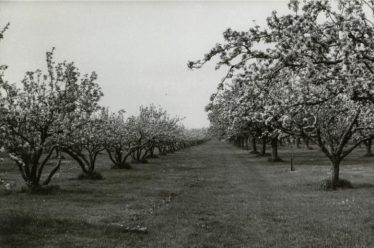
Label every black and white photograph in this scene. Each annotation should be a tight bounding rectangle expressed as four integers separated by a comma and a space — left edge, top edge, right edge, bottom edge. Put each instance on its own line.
0, 0, 374, 247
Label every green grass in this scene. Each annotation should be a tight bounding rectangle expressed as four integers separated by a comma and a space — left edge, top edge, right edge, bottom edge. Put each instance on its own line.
0, 141, 373, 247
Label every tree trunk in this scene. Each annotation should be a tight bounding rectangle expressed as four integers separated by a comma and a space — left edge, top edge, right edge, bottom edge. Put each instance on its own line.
147, 146, 158, 159
140, 149, 149, 162
43, 157, 62, 185
269, 137, 282, 162
364, 139, 373, 157
260, 136, 268, 156
305, 137, 312, 150
24, 170, 40, 189
244, 137, 249, 150
331, 160, 340, 190
239, 137, 244, 149
159, 146, 167, 155
119, 162, 132, 169
250, 136, 258, 154
296, 137, 300, 148
64, 149, 101, 179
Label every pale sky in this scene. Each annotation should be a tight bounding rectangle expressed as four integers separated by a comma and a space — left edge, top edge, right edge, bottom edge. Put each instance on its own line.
0, 0, 289, 128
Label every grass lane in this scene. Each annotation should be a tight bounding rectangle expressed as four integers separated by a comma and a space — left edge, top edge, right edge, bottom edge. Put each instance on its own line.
137, 140, 374, 248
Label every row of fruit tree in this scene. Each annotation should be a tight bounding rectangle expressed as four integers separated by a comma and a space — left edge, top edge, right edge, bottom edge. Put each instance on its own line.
0, 25, 207, 191
189, 0, 374, 189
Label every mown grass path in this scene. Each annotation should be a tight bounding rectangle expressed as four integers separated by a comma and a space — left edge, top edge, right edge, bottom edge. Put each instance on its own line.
1, 140, 373, 247
136, 140, 374, 248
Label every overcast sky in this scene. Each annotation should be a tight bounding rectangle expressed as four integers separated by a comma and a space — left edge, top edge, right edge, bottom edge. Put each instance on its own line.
0, 0, 289, 128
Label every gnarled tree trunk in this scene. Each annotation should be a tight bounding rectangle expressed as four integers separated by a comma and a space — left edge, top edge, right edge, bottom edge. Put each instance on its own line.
63, 148, 102, 179
269, 137, 282, 162
107, 148, 132, 169
9, 147, 62, 189
363, 139, 373, 157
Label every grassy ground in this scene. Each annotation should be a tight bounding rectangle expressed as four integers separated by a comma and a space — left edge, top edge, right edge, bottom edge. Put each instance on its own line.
0, 141, 373, 248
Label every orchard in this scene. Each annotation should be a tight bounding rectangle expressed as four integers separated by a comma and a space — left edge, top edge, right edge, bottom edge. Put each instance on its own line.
1, 1, 374, 247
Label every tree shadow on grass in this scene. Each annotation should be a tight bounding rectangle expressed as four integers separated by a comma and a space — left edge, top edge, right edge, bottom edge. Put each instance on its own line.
13, 186, 97, 196
0, 212, 142, 248
352, 183, 374, 189
303, 181, 374, 192
0, 213, 85, 248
